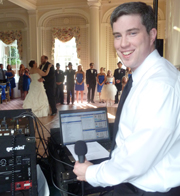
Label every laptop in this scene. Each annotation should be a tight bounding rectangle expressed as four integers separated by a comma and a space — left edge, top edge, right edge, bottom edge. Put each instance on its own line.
59, 107, 112, 162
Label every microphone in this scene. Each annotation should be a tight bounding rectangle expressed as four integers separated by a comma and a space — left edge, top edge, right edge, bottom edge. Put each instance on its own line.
74, 140, 87, 196
74, 140, 87, 163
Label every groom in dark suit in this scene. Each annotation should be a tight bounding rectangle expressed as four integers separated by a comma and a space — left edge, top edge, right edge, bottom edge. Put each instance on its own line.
39, 55, 57, 116
86, 63, 97, 103
114, 61, 125, 104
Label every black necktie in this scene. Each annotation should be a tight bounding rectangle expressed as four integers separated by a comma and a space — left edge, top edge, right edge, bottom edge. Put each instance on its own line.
110, 75, 133, 157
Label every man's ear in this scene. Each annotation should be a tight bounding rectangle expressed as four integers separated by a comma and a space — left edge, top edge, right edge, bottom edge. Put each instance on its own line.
150, 28, 157, 46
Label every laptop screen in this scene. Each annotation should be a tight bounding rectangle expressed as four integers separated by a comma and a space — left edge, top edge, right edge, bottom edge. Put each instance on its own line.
59, 107, 110, 145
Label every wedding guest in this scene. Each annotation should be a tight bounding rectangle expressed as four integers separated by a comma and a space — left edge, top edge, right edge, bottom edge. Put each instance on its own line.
18, 64, 25, 99
125, 67, 132, 78
101, 70, 117, 106
114, 61, 125, 103
97, 67, 106, 103
0, 64, 6, 83
6, 65, 16, 99
23, 68, 31, 99
64, 62, 75, 105
86, 63, 97, 103
75, 65, 85, 103
55, 63, 64, 104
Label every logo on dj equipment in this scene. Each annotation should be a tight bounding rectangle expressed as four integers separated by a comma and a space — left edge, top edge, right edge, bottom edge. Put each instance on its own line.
6, 145, 25, 152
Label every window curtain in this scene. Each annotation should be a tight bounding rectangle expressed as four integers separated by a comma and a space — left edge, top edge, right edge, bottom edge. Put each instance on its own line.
0, 30, 23, 60
51, 27, 80, 60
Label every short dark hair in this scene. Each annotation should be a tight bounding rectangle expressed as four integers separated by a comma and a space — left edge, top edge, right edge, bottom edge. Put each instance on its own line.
117, 61, 122, 65
56, 63, 60, 67
110, 2, 155, 34
44, 55, 48, 60
68, 62, 72, 66
90, 63, 94, 67
29, 60, 35, 68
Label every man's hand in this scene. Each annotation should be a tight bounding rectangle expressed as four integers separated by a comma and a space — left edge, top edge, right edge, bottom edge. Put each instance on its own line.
116, 79, 120, 84
73, 160, 93, 181
38, 78, 44, 82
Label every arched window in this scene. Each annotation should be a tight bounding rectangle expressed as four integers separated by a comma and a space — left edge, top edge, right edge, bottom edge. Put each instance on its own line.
54, 37, 80, 71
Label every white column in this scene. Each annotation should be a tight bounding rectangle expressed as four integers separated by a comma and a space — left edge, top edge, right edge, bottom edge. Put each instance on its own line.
165, 0, 180, 67
37, 26, 44, 65
28, 10, 38, 61
87, 0, 101, 71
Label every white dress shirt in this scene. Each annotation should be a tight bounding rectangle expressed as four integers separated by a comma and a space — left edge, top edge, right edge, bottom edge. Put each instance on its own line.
86, 50, 180, 192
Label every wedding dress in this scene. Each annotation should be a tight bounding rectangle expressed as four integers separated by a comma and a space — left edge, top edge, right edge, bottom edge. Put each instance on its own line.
23, 73, 49, 117
101, 77, 117, 100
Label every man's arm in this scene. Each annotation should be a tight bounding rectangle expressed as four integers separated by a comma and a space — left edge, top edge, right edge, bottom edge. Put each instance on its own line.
74, 81, 180, 188
86, 70, 89, 85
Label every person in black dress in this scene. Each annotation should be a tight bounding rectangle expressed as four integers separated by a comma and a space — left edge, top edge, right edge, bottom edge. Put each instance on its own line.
64, 62, 75, 105
55, 63, 64, 104
113, 61, 125, 103
86, 62, 97, 103
39, 55, 57, 116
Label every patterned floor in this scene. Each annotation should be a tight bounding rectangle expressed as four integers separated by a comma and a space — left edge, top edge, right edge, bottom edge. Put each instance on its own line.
0, 98, 24, 110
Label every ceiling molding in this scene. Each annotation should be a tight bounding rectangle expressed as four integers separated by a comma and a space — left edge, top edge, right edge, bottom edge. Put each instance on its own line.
8, 0, 36, 10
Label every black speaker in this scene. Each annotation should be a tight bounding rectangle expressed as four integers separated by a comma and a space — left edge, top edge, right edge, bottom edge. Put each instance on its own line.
0, 109, 38, 196
156, 39, 164, 57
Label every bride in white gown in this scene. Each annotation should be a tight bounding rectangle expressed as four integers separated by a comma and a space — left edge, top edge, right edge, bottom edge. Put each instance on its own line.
23, 60, 51, 117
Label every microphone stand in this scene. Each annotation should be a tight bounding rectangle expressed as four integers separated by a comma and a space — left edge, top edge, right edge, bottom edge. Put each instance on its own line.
81, 181, 84, 196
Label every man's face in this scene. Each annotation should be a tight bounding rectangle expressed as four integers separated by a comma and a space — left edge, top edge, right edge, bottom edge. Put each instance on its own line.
41, 56, 46, 64
69, 65, 72, 70
117, 63, 122, 69
0, 65, 3, 69
90, 64, 94, 69
113, 14, 156, 71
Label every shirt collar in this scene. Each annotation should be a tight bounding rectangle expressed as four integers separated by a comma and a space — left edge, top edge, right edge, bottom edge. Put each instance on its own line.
132, 50, 161, 86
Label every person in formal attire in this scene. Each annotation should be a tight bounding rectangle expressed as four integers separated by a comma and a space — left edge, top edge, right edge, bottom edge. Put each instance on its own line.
101, 69, 116, 106
73, 2, 180, 196
55, 63, 64, 104
97, 67, 106, 103
23, 68, 31, 99
114, 61, 125, 104
6, 65, 16, 99
75, 65, 85, 103
18, 64, 25, 99
64, 62, 75, 105
0, 64, 6, 83
39, 55, 57, 116
125, 67, 132, 78
23, 60, 51, 117
86, 63, 97, 103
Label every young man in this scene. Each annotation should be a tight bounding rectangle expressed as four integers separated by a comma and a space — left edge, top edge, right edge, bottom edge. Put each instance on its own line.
55, 63, 64, 104
64, 62, 75, 105
114, 61, 125, 103
73, 2, 180, 195
0, 64, 6, 83
86, 63, 97, 103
